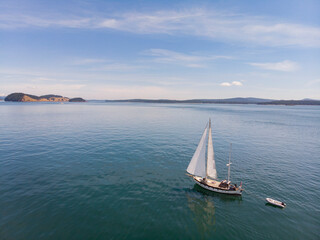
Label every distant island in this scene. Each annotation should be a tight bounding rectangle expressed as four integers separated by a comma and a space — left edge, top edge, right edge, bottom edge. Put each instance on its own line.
4, 93, 86, 102
259, 100, 320, 105
4, 93, 319, 105
105, 97, 320, 106
69, 97, 86, 102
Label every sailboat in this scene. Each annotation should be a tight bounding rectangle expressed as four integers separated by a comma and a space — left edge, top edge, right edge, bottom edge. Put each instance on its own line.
186, 119, 243, 195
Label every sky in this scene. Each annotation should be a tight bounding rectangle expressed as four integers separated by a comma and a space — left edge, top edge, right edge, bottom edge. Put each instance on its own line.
0, 0, 320, 100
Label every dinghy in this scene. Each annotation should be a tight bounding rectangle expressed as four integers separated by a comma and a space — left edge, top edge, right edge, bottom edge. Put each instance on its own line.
266, 198, 286, 208
186, 119, 243, 195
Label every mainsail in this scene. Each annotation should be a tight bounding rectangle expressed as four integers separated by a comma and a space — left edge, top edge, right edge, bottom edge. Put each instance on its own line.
206, 121, 218, 179
186, 125, 208, 178
186, 120, 243, 195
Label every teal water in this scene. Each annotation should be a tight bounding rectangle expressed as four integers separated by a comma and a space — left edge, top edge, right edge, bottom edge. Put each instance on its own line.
0, 102, 319, 239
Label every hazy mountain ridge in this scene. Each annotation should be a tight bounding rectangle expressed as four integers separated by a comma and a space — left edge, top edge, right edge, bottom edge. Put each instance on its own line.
259, 100, 320, 105
105, 97, 320, 105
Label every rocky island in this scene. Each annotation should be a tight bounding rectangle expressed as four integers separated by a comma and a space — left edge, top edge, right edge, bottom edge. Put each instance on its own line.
4, 93, 86, 102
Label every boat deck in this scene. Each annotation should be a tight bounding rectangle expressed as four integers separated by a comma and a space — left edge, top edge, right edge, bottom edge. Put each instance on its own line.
192, 176, 242, 195
205, 179, 223, 188
194, 176, 229, 190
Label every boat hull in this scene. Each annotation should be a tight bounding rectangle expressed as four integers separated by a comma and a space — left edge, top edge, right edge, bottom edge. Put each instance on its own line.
193, 177, 242, 195
266, 198, 286, 208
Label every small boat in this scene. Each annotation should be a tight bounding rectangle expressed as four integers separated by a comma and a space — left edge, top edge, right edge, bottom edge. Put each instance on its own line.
266, 198, 286, 208
186, 119, 243, 195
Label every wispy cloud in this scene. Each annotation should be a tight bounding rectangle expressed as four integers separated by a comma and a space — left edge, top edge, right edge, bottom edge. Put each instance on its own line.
249, 60, 299, 72
72, 58, 107, 65
220, 81, 243, 87
87, 85, 194, 99
90, 63, 145, 71
68, 58, 145, 71
143, 48, 232, 68
307, 79, 320, 86
1, 8, 320, 47
2, 83, 86, 97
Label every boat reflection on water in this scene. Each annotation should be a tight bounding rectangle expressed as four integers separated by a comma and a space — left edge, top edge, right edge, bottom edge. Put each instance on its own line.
186, 187, 216, 236
187, 184, 243, 237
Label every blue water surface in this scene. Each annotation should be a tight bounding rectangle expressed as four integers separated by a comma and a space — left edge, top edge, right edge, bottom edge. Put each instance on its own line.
0, 102, 319, 239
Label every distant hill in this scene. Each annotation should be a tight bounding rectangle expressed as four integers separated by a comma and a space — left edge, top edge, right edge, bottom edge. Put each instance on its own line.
5, 93, 42, 102
106, 97, 320, 105
106, 97, 273, 104
259, 100, 320, 105
183, 97, 273, 104
40, 94, 63, 98
4, 93, 85, 102
69, 97, 86, 102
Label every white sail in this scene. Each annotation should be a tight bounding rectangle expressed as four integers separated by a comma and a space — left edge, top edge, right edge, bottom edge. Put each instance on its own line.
206, 121, 218, 179
187, 125, 208, 178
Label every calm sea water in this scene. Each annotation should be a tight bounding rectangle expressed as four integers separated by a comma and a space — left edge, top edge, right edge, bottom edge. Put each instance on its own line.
0, 102, 319, 240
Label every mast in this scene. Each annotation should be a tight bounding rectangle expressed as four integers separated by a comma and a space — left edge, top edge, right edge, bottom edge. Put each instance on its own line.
227, 143, 232, 183
206, 119, 211, 178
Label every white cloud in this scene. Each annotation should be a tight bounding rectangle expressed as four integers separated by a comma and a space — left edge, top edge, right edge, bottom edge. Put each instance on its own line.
220, 82, 231, 87
220, 81, 243, 87
1, 8, 320, 47
98, 19, 118, 28
249, 60, 299, 72
232, 81, 243, 86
